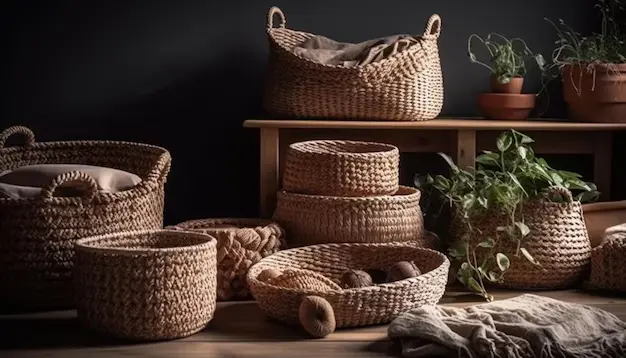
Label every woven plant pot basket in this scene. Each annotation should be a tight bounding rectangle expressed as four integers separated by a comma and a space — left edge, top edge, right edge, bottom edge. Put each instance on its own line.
283, 140, 400, 197
589, 234, 626, 292
0, 126, 171, 310
74, 230, 217, 341
273, 186, 424, 248
166, 218, 286, 301
454, 188, 591, 290
263, 7, 444, 121
247, 242, 449, 328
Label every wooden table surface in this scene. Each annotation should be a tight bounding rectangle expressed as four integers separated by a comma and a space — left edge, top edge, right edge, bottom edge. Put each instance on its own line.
3, 289, 625, 358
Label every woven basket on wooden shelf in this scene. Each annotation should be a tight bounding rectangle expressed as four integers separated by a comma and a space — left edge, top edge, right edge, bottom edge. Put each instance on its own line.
263, 6, 444, 121
454, 187, 591, 290
589, 231, 626, 292
0, 126, 171, 311
74, 230, 217, 341
166, 218, 286, 301
247, 242, 449, 328
283, 140, 399, 197
273, 186, 425, 248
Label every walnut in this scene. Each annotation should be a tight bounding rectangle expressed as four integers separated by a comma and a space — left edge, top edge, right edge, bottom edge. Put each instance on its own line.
340, 269, 373, 289
299, 295, 336, 338
257, 268, 281, 282
386, 261, 421, 282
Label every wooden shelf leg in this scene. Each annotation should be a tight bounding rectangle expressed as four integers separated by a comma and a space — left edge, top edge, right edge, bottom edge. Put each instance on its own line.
259, 128, 279, 218
456, 130, 477, 170
593, 132, 613, 201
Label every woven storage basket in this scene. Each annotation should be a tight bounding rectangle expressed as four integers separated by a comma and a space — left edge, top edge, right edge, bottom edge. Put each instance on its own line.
589, 234, 626, 292
74, 230, 217, 341
283, 140, 399, 197
247, 242, 449, 328
166, 218, 286, 301
0, 126, 171, 310
454, 187, 591, 290
263, 7, 444, 121
273, 186, 424, 248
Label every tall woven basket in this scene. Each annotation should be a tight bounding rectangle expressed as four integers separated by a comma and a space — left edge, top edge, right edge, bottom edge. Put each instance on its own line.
263, 7, 444, 121
0, 126, 171, 310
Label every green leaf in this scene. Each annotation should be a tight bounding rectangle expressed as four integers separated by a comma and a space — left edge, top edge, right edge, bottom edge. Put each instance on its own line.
514, 222, 530, 237
487, 271, 502, 282
567, 178, 591, 191
438, 152, 459, 173
469, 52, 477, 63
433, 175, 451, 192
557, 170, 583, 179
456, 263, 472, 286
517, 146, 528, 159
520, 247, 541, 266
477, 196, 488, 208
496, 253, 510, 271
476, 152, 500, 166
511, 130, 534, 144
467, 277, 484, 294
507, 172, 528, 195
477, 238, 495, 248
448, 241, 468, 259
550, 172, 563, 185
496, 132, 513, 152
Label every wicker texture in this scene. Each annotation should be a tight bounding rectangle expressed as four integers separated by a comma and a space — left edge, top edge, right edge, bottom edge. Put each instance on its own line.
456, 188, 591, 290
590, 235, 626, 292
283, 140, 400, 197
247, 242, 449, 327
166, 218, 285, 301
273, 186, 424, 247
74, 230, 217, 341
263, 7, 444, 121
0, 126, 171, 310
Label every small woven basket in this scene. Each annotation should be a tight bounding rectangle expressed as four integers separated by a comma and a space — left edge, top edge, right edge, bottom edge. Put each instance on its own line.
263, 7, 444, 121
283, 140, 400, 197
273, 186, 424, 247
74, 230, 217, 341
0, 126, 171, 310
166, 218, 285, 301
589, 234, 626, 292
247, 242, 449, 327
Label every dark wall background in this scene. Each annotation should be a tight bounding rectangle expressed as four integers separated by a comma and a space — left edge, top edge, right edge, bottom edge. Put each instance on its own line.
1, 0, 598, 225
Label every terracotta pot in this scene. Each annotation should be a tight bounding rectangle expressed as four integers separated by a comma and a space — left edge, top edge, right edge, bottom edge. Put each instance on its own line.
582, 200, 626, 247
563, 63, 626, 123
490, 76, 524, 94
477, 93, 536, 120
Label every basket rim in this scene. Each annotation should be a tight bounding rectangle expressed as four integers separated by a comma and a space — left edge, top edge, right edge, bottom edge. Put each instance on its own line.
166, 218, 281, 233
288, 140, 399, 157
75, 229, 216, 255
276, 185, 420, 202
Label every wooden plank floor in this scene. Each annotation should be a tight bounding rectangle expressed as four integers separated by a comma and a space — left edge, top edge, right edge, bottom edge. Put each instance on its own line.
2, 289, 625, 358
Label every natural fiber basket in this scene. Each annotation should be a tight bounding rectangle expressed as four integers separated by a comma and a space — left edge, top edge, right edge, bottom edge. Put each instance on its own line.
247, 242, 449, 328
74, 230, 217, 341
455, 187, 591, 290
283, 140, 399, 197
0, 126, 171, 310
589, 233, 626, 292
263, 7, 444, 121
166, 218, 285, 301
273, 186, 424, 247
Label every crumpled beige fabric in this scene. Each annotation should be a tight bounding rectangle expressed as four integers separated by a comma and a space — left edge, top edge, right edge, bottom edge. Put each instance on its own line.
292, 34, 418, 67
388, 294, 626, 358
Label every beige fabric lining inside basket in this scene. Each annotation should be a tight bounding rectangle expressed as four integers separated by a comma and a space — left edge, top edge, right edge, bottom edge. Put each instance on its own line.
0, 164, 142, 198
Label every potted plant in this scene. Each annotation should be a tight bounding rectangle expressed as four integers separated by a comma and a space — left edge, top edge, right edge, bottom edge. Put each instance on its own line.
546, 0, 626, 122
468, 33, 547, 120
416, 130, 599, 301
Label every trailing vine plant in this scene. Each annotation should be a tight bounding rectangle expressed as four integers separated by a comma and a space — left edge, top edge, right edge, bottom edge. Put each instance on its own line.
415, 130, 599, 301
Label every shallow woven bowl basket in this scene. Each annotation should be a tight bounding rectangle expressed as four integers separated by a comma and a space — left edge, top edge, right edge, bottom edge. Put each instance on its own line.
74, 229, 217, 341
263, 7, 444, 121
0, 126, 171, 310
247, 242, 449, 328
165, 218, 286, 301
455, 187, 591, 290
273, 186, 424, 248
589, 234, 626, 292
283, 140, 399, 197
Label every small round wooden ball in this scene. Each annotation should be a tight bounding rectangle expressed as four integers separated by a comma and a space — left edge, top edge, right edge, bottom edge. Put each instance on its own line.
257, 268, 281, 282
386, 261, 421, 282
299, 295, 336, 338
340, 269, 373, 289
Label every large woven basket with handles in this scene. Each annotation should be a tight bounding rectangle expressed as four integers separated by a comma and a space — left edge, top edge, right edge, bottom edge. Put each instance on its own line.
0, 126, 171, 311
263, 6, 444, 121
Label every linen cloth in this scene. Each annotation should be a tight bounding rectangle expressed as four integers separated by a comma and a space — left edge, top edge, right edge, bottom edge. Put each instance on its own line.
388, 294, 626, 358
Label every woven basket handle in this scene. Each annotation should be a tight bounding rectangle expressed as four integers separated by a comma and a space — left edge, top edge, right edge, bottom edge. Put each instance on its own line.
267, 6, 286, 29
545, 186, 574, 202
423, 14, 441, 38
0, 126, 36, 148
40, 171, 99, 201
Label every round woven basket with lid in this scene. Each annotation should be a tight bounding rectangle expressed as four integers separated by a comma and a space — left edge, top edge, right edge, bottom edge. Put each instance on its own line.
283, 140, 399, 197
247, 242, 449, 328
166, 218, 285, 301
74, 229, 217, 341
589, 232, 626, 292
273, 186, 424, 248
